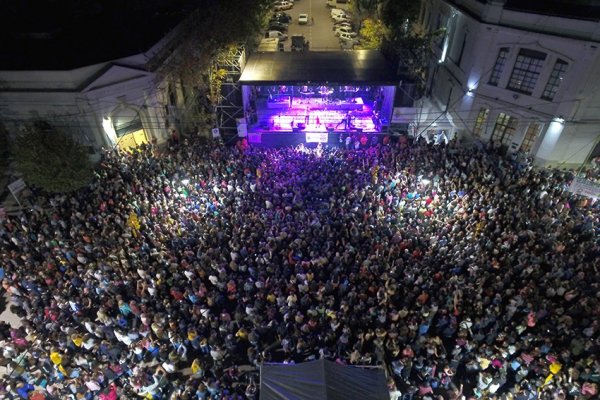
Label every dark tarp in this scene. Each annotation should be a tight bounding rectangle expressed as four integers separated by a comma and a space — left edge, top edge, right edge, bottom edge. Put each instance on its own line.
259, 359, 389, 400
239, 50, 398, 85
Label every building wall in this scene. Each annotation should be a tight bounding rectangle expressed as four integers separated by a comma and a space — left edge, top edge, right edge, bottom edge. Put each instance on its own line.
0, 24, 188, 153
421, 0, 600, 166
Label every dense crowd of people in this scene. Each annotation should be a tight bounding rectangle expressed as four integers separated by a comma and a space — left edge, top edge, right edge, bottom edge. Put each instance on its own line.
0, 136, 598, 400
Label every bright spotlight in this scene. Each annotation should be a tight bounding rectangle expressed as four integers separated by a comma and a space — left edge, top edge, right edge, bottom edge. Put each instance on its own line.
181, 179, 190, 185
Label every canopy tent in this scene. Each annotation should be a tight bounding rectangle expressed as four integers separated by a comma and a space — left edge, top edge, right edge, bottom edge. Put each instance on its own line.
260, 359, 389, 400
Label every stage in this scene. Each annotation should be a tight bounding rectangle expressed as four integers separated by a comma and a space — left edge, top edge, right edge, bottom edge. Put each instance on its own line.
237, 51, 398, 146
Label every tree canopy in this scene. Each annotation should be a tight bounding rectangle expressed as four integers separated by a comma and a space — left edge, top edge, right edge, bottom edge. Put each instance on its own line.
359, 18, 387, 49
380, 0, 421, 41
163, 0, 272, 85
155, 0, 272, 134
13, 123, 93, 193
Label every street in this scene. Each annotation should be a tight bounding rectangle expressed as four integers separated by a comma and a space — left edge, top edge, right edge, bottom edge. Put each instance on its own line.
281, 0, 352, 51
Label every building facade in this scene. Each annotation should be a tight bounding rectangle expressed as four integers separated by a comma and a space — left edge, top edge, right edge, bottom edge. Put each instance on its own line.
419, 0, 600, 166
0, 7, 192, 155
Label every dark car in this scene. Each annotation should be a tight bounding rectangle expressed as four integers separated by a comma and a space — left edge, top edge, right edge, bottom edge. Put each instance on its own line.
271, 12, 292, 23
291, 35, 308, 52
268, 21, 289, 33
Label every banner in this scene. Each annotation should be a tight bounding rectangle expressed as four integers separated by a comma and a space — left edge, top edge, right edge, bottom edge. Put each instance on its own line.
568, 177, 599, 199
236, 118, 248, 137
305, 132, 328, 143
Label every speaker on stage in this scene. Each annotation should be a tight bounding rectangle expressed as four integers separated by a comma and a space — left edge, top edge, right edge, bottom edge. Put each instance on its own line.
293, 127, 300, 133
297, 123, 306, 130
355, 128, 363, 133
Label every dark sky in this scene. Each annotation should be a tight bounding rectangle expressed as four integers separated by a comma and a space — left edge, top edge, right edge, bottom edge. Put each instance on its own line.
0, 0, 198, 70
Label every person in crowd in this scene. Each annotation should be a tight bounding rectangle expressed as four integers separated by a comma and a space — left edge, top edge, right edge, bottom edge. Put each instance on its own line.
0, 136, 598, 399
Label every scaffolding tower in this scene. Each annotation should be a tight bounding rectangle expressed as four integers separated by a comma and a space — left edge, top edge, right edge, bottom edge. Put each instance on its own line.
210, 44, 246, 144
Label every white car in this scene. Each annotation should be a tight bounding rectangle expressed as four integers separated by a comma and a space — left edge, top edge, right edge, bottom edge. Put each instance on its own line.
265, 30, 289, 41
331, 9, 347, 19
339, 32, 359, 45
334, 26, 357, 37
332, 14, 351, 23
274, 1, 293, 11
298, 14, 309, 25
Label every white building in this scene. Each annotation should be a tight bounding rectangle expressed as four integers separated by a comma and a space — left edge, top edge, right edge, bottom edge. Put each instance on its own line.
0, 4, 192, 154
419, 0, 600, 166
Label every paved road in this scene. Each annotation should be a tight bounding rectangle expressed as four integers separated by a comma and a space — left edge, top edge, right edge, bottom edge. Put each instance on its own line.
280, 0, 352, 51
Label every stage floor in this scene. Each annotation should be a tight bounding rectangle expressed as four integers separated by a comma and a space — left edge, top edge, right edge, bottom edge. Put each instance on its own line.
250, 96, 381, 135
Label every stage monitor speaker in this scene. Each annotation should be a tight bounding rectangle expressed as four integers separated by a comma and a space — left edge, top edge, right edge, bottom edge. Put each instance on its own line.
293, 127, 300, 133
355, 128, 363, 133
327, 127, 334, 133
297, 123, 306, 130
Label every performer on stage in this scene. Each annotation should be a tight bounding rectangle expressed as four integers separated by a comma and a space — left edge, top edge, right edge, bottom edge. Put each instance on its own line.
336, 111, 351, 130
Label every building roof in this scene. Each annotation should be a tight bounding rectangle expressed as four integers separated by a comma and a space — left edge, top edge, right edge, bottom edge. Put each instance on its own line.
504, 0, 600, 21
0, 0, 196, 71
239, 50, 399, 85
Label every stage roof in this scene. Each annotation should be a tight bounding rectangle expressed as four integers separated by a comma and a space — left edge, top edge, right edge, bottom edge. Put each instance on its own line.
239, 50, 398, 86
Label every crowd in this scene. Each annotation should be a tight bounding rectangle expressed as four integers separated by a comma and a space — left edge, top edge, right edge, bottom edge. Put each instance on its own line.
0, 136, 599, 400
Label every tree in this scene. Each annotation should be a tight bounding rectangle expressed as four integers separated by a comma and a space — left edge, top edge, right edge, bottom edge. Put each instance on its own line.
353, 0, 379, 14
13, 122, 93, 193
359, 18, 388, 49
377, 0, 443, 97
380, 0, 421, 41
154, 0, 272, 134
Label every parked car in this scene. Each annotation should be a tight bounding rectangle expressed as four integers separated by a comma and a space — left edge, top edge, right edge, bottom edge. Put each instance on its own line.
334, 26, 357, 37
265, 30, 288, 41
339, 32, 359, 45
331, 8, 351, 18
298, 14, 309, 25
270, 12, 292, 24
332, 14, 352, 23
333, 19, 352, 26
268, 21, 289, 32
274, 1, 293, 11
291, 35, 308, 51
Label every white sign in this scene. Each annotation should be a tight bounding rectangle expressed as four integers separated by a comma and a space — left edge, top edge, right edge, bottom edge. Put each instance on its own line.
8, 178, 26, 195
391, 107, 418, 124
569, 177, 600, 199
237, 123, 248, 137
211, 128, 220, 138
305, 132, 329, 143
